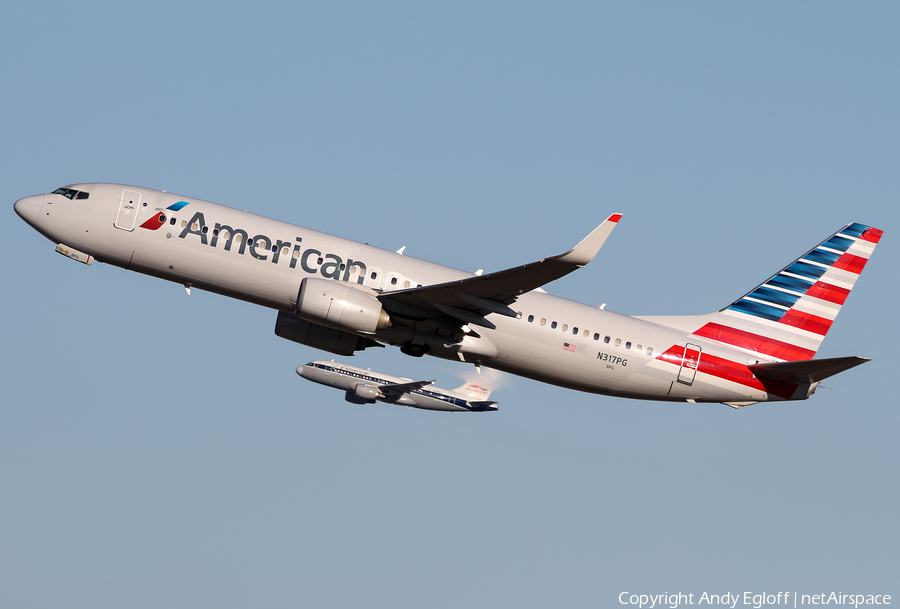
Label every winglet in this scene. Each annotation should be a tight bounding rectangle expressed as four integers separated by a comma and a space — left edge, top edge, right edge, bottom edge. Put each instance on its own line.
555, 213, 623, 267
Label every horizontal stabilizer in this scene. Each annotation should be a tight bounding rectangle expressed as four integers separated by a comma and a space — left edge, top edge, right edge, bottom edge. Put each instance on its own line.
467, 400, 499, 411
749, 356, 870, 384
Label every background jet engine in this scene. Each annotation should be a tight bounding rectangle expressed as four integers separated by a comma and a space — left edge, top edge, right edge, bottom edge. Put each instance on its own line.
345, 384, 379, 404
296, 278, 391, 334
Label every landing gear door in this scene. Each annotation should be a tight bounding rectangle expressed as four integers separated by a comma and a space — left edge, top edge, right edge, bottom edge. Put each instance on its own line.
114, 189, 142, 231
677, 343, 702, 385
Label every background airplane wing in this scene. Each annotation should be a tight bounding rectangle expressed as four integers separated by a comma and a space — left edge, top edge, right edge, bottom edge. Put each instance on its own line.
378, 214, 622, 328
378, 380, 434, 400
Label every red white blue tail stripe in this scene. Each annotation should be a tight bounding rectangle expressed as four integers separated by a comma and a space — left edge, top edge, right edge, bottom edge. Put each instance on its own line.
692, 222, 882, 361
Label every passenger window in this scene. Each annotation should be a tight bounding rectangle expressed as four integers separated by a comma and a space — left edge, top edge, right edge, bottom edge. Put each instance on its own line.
403, 280, 410, 288
181, 220, 187, 228
615, 338, 621, 347
625, 341, 631, 349
646, 347, 653, 356
528, 315, 534, 323
572, 327, 578, 334
593, 333, 599, 340
282, 247, 289, 256
202, 226, 208, 234
562, 324, 568, 332
583, 330, 589, 338
540, 318, 546, 326
604, 336, 611, 344
516, 312, 522, 319
551, 321, 557, 329
636, 344, 642, 352
170, 217, 176, 225
292, 249, 300, 259
370, 271, 378, 280
391, 277, 398, 285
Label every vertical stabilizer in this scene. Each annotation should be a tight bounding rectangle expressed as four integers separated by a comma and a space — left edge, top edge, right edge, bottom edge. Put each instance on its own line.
691, 223, 883, 361
453, 382, 493, 401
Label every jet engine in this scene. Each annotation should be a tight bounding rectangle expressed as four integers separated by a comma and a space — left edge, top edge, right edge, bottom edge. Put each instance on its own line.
345, 384, 379, 404
274, 311, 380, 356
296, 278, 391, 334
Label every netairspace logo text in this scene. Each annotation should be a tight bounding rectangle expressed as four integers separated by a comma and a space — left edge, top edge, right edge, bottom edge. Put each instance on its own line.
618, 591, 891, 609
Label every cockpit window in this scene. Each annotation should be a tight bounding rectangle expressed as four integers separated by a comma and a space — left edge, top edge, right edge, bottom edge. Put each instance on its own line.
52, 187, 89, 200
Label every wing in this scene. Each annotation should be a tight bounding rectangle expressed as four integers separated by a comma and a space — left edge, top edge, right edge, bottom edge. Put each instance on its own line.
378, 380, 434, 400
379, 214, 622, 329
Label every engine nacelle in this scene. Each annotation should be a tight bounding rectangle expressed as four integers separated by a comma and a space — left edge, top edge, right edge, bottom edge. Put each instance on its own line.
274, 311, 377, 356
345, 384, 379, 404
296, 278, 391, 334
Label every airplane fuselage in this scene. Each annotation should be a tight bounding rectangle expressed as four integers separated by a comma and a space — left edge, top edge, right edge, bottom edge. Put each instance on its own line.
16, 183, 871, 405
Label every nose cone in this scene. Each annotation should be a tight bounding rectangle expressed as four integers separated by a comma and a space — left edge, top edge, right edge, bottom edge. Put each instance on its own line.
14, 195, 42, 227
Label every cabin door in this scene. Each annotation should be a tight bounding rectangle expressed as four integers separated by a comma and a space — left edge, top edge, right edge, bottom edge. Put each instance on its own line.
114, 189, 142, 231
677, 343, 702, 385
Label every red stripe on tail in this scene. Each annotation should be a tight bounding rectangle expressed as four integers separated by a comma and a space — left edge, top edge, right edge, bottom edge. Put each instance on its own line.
657, 346, 799, 400
833, 253, 867, 274
693, 323, 816, 361
779, 310, 833, 336
861, 228, 883, 243
806, 281, 850, 305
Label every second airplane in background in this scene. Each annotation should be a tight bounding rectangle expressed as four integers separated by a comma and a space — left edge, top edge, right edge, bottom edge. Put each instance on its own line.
298, 361, 498, 412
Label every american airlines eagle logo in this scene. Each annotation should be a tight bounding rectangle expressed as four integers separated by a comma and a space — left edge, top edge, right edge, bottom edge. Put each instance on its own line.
139, 201, 190, 231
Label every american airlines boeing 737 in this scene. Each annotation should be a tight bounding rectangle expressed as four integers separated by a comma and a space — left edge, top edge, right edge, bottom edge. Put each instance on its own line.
14, 183, 882, 407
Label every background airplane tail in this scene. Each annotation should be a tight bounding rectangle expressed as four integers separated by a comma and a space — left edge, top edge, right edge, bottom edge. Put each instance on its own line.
453, 382, 493, 401
689, 222, 882, 361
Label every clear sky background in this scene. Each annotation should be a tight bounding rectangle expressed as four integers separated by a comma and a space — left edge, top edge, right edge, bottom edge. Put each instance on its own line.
1, 2, 897, 608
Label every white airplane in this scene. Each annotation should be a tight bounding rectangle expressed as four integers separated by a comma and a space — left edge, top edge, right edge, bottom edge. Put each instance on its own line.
14, 183, 883, 407
298, 360, 498, 412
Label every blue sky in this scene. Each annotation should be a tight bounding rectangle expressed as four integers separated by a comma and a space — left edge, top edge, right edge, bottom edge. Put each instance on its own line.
2, 2, 897, 607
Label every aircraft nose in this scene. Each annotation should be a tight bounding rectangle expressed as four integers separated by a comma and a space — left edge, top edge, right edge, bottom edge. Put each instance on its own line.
14, 195, 42, 227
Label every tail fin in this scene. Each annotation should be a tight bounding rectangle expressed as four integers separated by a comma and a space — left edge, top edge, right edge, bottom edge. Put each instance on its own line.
453, 382, 493, 401
691, 223, 883, 361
